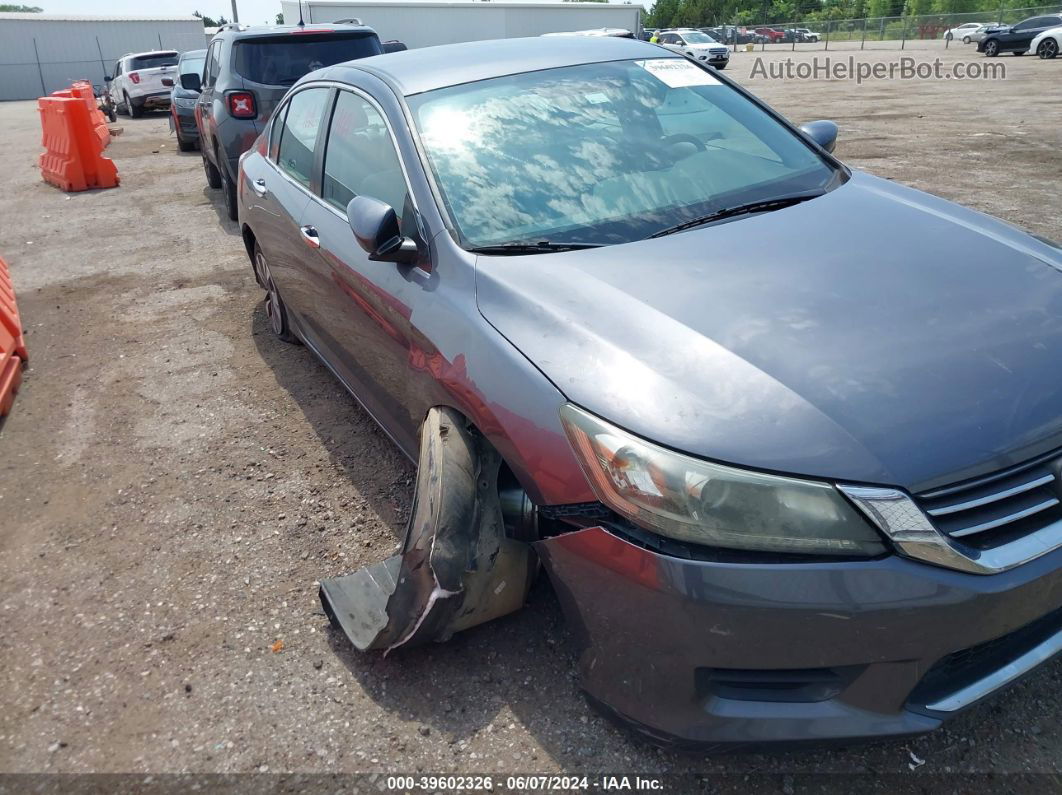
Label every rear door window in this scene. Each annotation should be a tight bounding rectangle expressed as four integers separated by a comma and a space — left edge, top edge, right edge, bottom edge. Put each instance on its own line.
276, 87, 330, 188
233, 33, 382, 86
321, 90, 408, 216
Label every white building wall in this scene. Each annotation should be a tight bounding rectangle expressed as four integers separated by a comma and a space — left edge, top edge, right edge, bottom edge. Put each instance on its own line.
0, 14, 206, 101
282, 1, 642, 49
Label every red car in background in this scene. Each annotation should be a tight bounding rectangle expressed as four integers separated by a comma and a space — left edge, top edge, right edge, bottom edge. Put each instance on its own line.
754, 27, 786, 42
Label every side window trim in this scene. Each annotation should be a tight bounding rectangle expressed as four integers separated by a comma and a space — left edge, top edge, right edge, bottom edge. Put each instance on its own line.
273, 85, 331, 192
315, 84, 420, 220
268, 99, 288, 163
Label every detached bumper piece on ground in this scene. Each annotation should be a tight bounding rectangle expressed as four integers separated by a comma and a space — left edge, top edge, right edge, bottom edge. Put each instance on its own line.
320, 408, 535, 652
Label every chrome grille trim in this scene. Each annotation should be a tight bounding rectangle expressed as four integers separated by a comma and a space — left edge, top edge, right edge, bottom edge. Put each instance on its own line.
838, 485, 1062, 575
948, 497, 1060, 538
926, 473, 1056, 517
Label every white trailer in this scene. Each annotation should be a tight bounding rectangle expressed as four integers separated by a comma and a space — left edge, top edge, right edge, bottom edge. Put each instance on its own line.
281, 0, 642, 50
0, 13, 206, 101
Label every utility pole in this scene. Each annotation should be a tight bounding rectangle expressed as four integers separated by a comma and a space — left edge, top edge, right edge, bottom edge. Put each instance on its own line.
230, 0, 239, 23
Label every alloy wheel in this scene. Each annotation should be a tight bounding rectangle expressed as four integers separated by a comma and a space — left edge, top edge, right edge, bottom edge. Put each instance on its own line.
1039, 39, 1058, 59
255, 249, 284, 337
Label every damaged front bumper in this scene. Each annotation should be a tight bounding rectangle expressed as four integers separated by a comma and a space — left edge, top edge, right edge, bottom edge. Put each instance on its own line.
320, 407, 536, 653
536, 525, 1062, 748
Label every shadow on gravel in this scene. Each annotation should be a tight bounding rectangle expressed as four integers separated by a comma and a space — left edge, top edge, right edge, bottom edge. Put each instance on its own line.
201, 185, 241, 235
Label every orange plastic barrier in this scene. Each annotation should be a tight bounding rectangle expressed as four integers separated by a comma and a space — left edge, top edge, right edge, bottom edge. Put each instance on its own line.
38, 96, 119, 192
0, 255, 27, 417
71, 81, 110, 149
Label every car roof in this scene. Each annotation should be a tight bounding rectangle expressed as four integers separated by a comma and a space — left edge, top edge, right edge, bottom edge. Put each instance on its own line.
179, 49, 207, 58
324, 36, 679, 96
217, 23, 375, 39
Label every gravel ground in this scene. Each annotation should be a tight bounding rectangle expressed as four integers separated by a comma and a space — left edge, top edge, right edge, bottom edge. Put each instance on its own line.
1, 47, 1061, 786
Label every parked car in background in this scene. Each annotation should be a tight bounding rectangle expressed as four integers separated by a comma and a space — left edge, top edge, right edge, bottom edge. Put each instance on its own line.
754, 27, 786, 42
239, 35, 1062, 750
793, 27, 821, 42
657, 29, 730, 68
105, 50, 178, 118
191, 21, 383, 221
978, 14, 1062, 55
1028, 25, 1062, 58
943, 22, 986, 41
169, 49, 206, 152
963, 24, 995, 43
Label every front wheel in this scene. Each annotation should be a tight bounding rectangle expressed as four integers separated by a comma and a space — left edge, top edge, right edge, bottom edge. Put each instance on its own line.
253, 244, 299, 344
962, 36, 971, 44
983, 39, 1000, 56
1039, 38, 1059, 58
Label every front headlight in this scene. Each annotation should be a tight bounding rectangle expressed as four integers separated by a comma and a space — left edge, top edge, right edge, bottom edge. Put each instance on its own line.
560, 404, 885, 557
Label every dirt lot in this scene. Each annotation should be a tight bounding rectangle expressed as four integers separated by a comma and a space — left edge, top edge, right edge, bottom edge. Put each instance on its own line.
1, 47, 1061, 784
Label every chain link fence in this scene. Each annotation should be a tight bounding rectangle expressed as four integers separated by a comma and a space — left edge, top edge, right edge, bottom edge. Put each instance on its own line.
697, 5, 1060, 52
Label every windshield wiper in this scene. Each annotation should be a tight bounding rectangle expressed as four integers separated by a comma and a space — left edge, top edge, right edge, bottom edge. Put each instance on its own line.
468, 241, 604, 255
647, 191, 826, 240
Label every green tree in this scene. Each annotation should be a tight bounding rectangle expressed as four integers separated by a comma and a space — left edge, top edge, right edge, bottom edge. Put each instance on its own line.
0, 4, 44, 10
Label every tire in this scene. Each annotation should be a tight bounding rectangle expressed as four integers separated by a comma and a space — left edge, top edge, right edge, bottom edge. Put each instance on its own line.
220, 161, 238, 222
202, 151, 222, 189
126, 93, 142, 118
715, 63, 727, 70
104, 102, 117, 123
1038, 38, 1059, 58
963, 36, 971, 44
253, 243, 299, 344
175, 127, 196, 151
983, 39, 1000, 57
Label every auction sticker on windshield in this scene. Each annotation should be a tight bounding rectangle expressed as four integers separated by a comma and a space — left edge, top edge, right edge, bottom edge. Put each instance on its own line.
636, 59, 721, 88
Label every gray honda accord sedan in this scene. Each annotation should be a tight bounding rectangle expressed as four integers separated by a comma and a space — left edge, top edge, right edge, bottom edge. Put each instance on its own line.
237, 36, 1062, 748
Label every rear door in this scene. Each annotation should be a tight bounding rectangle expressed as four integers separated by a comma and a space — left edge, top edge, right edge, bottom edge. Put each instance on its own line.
252, 86, 332, 332
196, 41, 221, 155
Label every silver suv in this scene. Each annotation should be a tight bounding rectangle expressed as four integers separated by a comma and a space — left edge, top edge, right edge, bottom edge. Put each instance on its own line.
187, 22, 382, 221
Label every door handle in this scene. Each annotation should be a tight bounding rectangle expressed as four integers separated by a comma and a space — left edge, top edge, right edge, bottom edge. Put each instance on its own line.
300, 225, 320, 249
250, 178, 268, 197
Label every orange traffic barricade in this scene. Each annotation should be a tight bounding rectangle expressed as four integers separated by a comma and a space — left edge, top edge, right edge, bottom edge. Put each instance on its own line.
38, 96, 118, 192
70, 81, 110, 149
0, 254, 27, 417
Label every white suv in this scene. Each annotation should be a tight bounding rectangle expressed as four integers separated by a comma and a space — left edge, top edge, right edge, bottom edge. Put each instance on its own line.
656, 29, 730, 69
106, 51, 179, 118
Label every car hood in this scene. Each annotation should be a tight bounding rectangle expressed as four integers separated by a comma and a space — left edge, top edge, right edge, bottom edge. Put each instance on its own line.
475, 171, 1062, 493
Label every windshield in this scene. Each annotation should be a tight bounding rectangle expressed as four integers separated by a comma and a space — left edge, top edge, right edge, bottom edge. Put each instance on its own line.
130, 53, 178, 70
179, 56, 205, 76
683, 31, 718, 44
233, 32, 382, 86
409, 58, 839, 248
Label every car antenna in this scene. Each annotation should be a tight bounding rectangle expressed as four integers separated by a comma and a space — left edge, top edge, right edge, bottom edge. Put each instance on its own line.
297, 0, 306, 27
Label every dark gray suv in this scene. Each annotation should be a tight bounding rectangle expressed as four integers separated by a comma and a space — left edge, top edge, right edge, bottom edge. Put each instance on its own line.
189, 22, 382, 221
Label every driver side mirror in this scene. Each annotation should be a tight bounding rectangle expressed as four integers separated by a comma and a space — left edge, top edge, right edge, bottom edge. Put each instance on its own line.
347, 195, 419, 264
104, 75, 112, 83
180, 72, 202, 92
799, 120, 838, 154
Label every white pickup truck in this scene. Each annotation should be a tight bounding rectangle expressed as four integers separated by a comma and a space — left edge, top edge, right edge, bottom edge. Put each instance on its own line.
106, 51, 179, 118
